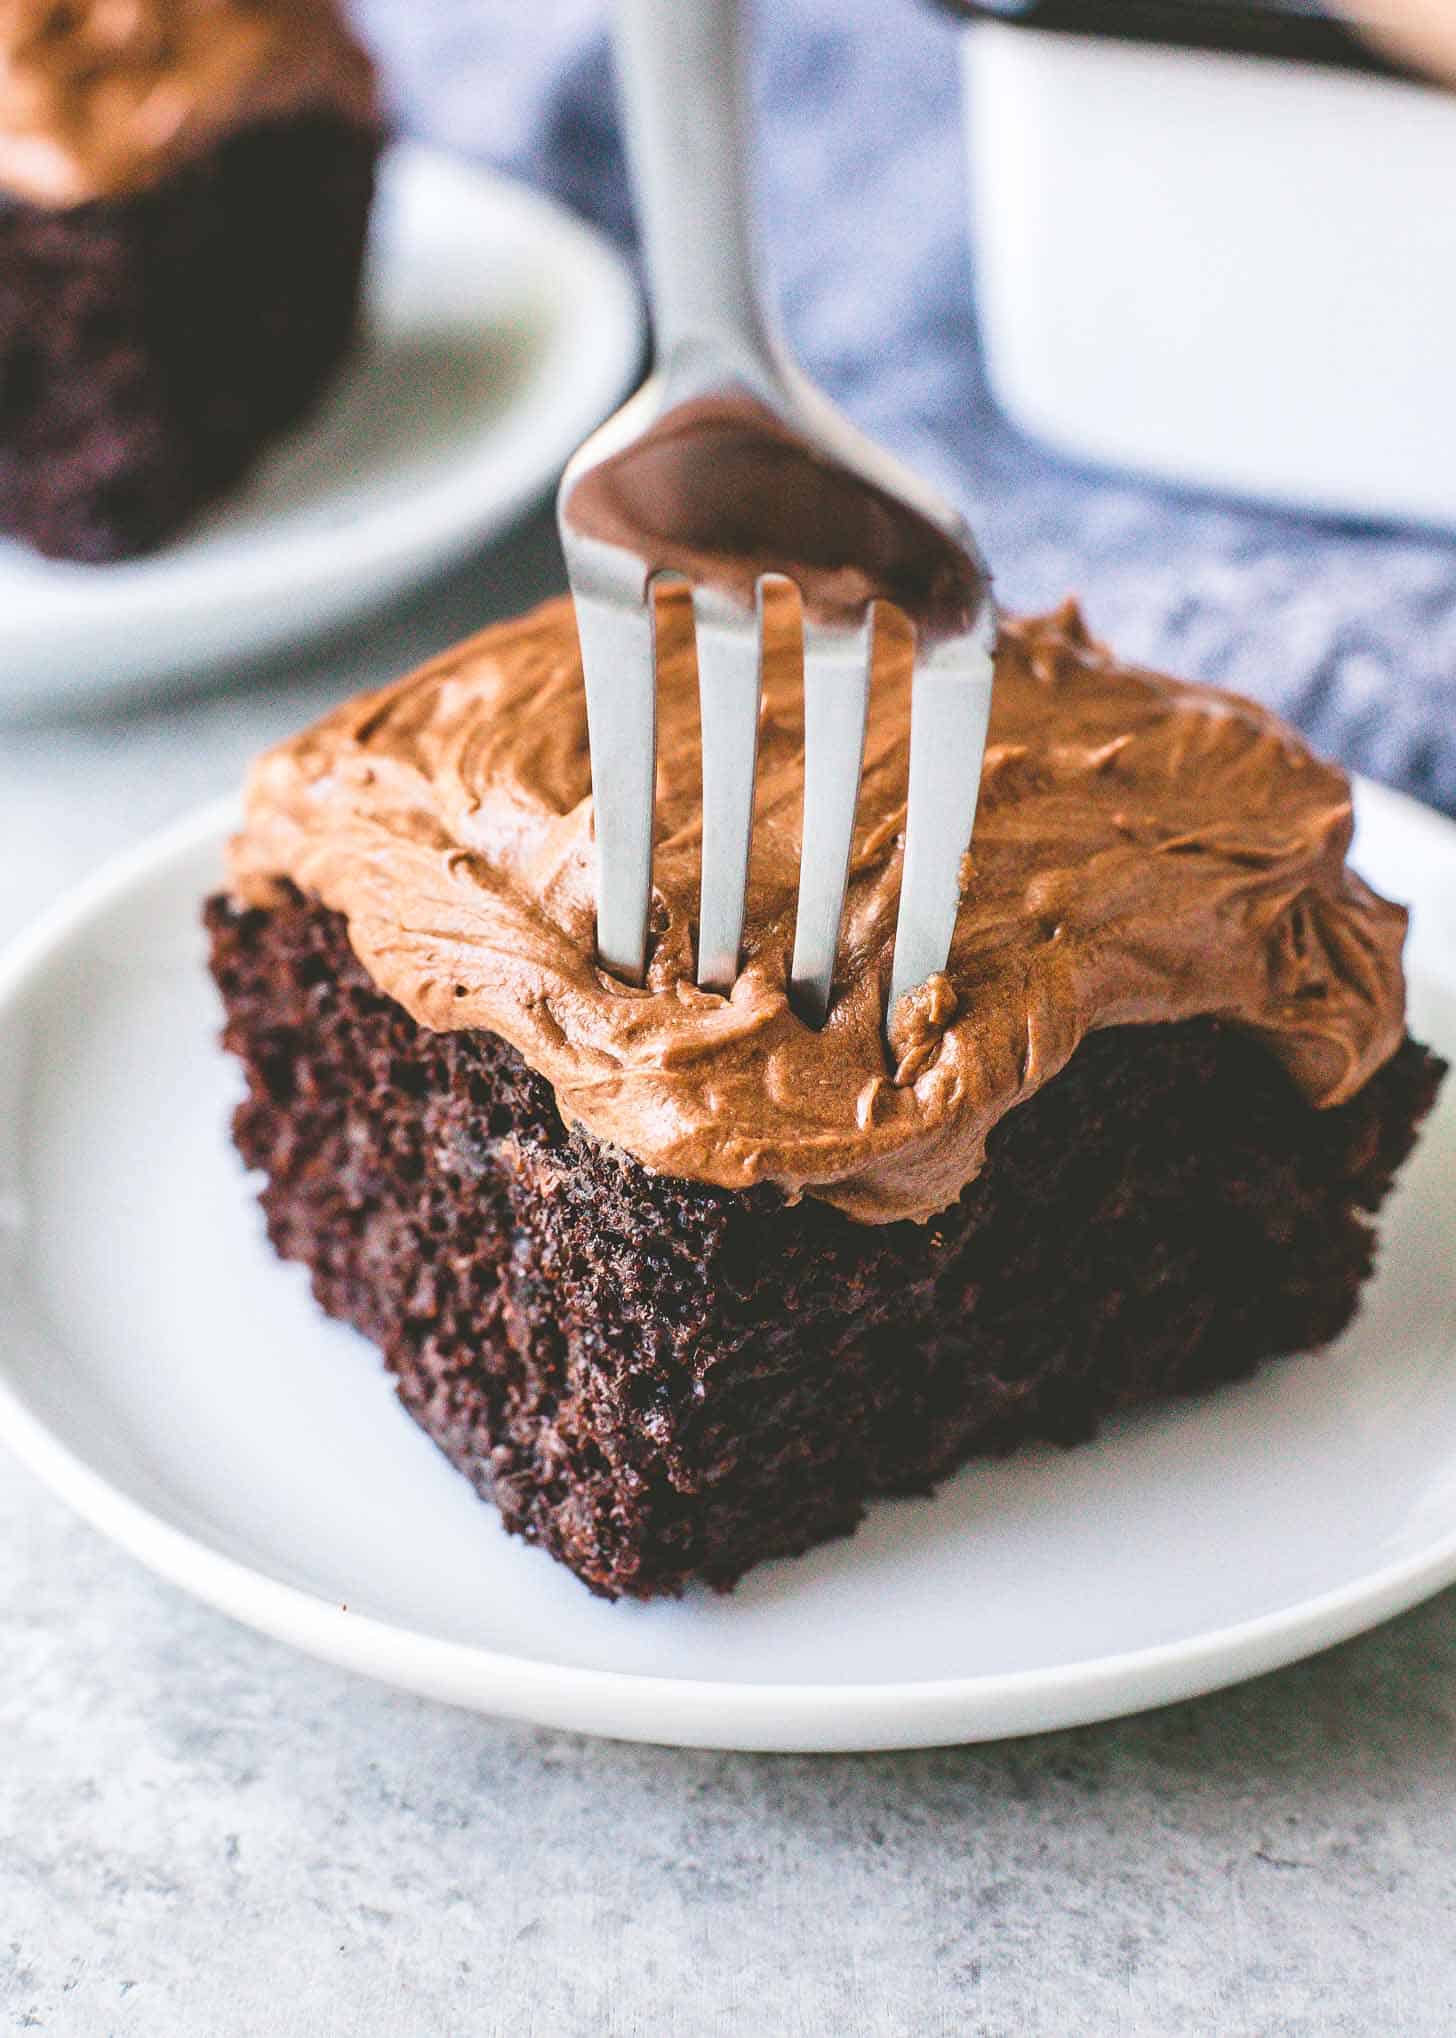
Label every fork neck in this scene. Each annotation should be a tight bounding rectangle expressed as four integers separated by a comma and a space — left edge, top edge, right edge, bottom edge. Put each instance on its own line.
614, 0, 776, 380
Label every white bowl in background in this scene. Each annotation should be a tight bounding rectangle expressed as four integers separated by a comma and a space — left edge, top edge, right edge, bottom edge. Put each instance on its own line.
962, 12, 1456, 526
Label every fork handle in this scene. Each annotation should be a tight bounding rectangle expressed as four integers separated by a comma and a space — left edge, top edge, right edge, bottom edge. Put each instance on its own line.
614, 0, 773, 367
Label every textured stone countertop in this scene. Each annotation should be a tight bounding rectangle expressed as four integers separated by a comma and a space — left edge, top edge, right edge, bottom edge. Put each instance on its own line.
3, 514, 1456, 2038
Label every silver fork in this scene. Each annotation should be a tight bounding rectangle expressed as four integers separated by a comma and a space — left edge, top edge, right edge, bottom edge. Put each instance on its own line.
558, 0, 996, 1027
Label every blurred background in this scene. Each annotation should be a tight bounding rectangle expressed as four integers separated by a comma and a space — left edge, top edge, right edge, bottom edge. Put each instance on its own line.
345, 0, 1456, 810
5, 0, 1455, 942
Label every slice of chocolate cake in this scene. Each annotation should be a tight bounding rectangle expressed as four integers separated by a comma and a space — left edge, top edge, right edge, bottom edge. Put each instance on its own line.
206, 595, 1445, 1600
0, 0, 382, 562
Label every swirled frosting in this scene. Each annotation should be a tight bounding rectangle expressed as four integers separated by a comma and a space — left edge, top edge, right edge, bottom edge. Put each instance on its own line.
228, 592, 1409, 1225
0, 0, 379, 207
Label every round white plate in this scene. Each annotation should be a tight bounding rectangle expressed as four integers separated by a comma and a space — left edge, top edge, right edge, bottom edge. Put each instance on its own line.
0, 144, 642, 717
0, 784, 1452, 1752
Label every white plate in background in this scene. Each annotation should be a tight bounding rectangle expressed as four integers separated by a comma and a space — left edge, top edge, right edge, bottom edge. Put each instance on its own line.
0, 143, 642, 717
0, 782, 1451, 1751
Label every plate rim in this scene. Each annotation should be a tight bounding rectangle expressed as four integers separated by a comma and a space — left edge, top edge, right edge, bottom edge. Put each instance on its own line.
0, 784, 1452, 1753
0, 142, 645, 711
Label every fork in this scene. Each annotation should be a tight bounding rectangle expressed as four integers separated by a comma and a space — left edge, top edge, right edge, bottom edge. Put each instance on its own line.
558, 0, 996, 1028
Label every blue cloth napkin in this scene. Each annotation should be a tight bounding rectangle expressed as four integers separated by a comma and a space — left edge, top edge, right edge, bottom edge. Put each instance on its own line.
356, 0, 1456, 814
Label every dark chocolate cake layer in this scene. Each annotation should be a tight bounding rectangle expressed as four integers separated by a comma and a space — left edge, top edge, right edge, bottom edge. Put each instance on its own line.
0, 113, 377, 562
207, 888, 1445, 1602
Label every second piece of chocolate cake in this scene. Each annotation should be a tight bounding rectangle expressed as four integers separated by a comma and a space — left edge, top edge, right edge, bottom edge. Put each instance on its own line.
207, 596, 1445, 1600
0, 0, 382, 561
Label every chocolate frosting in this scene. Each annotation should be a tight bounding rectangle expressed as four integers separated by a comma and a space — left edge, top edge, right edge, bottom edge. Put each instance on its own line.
563, 392, 986, 641
0, 0, 379, 206
228, 592, 1409, 1226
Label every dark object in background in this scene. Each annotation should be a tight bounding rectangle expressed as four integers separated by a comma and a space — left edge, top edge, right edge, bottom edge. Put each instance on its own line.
207, 886, 1443, 1604
0, 0, 382, 563
927, 0, 1415, 79
0, 116, 379, 563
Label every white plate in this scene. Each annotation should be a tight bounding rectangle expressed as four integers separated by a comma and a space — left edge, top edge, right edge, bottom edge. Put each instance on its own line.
0, 144, 642, 717
0, 784, 1452, 1752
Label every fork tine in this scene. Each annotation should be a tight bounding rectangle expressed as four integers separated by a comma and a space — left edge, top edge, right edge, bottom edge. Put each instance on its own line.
575, 587, 657, 984
694, 586, 763, 991
790, 613, 875, 1026
888, 631, 996, 1018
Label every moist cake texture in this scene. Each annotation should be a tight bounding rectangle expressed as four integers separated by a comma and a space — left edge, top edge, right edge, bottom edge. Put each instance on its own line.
0, 0, 381, 560
209, 597, 1445, 1598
